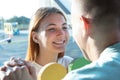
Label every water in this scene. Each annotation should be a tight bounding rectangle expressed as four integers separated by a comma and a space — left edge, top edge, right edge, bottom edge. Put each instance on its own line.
0, 33, 28, 66
0, 31, 83, 66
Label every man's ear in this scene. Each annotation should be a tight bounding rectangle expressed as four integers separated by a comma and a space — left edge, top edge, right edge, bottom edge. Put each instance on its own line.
32, 31, 39, 43
80, 16, 90, 35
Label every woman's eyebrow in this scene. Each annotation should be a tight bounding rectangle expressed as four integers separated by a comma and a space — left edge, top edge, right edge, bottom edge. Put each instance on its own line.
47, 22, 67, 27
47, 23, 56, 26
63, 22, 67, 25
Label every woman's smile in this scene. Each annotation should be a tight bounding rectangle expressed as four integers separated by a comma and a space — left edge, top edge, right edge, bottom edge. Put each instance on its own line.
53, 40, 66, 47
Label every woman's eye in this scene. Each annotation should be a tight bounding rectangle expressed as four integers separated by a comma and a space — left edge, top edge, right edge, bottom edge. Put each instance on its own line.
47, 28, 55, 32
63, 26, 68, 30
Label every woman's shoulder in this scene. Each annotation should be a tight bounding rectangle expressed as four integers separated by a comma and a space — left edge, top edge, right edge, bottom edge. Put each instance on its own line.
62, 56, 74, 61
30, 61, 43, 74
58, 56, 74, 68
58, 56, 73, 62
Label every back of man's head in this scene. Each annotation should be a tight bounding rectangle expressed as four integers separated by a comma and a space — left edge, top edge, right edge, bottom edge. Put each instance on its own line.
71, 0, 120, 61
74, 0, 120, 30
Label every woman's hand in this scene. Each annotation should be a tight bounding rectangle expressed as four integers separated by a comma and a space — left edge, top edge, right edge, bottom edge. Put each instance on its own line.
0, 57, 37, 80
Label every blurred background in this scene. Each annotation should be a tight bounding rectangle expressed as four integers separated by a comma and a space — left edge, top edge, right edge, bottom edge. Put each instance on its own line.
0, 0, 83, 66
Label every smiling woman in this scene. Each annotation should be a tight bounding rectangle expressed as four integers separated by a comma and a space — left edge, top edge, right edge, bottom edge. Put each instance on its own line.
25, 7, 73, 75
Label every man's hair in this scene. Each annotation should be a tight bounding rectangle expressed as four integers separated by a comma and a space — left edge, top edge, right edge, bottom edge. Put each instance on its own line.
79, 0, 120, 29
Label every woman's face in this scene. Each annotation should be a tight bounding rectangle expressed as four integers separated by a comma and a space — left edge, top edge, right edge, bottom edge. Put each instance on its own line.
35, 13, 69, 53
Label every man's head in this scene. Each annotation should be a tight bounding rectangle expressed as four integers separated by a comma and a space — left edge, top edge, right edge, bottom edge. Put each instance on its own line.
71, 0, 120, 61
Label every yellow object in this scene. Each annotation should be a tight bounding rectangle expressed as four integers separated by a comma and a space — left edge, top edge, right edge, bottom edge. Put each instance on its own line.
37, 62, 67, 80
4, 23, 13, 35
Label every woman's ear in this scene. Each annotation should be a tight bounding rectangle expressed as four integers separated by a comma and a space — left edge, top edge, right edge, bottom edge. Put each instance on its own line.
32, 31, 39, 43
80, 16, 91, 35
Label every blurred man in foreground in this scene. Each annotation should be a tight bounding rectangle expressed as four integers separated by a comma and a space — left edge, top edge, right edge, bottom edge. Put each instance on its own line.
63, 0, 120, 79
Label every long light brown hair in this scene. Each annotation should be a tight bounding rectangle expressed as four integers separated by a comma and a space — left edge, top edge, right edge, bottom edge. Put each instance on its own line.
26, 7, 67, 61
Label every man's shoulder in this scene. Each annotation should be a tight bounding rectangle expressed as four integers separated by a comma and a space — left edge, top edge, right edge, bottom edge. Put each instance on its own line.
63, 59, 120, 80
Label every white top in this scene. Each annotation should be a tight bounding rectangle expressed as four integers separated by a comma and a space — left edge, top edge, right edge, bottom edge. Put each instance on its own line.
31, 56, 73, 75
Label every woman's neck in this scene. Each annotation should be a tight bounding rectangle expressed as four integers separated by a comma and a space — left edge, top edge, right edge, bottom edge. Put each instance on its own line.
35, 51, 58, 66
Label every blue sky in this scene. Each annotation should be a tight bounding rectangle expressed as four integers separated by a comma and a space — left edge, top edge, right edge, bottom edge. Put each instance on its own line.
0, 0, 40, 19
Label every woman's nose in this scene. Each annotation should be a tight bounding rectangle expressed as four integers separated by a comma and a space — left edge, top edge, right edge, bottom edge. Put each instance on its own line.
57, 29, 65, 36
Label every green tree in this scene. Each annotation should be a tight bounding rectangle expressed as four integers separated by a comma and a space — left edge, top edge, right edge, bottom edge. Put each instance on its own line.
6, 16, 30, 25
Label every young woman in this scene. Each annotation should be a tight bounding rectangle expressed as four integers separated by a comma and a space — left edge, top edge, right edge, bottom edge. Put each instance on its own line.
25, 7, 73, 74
